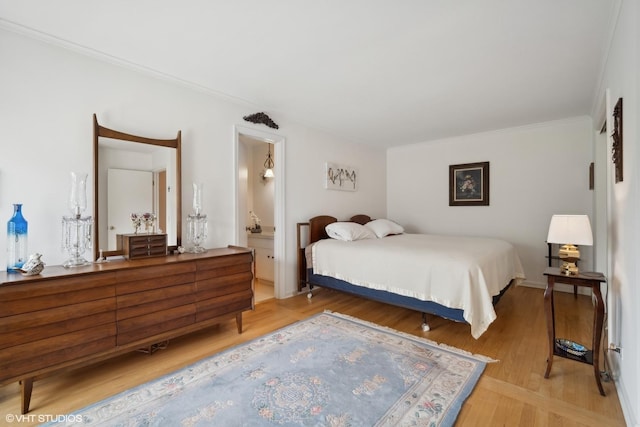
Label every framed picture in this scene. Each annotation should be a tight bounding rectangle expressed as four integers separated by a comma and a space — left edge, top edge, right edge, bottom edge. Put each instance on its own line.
449, 162, 489, 206
325, 162, 358, 191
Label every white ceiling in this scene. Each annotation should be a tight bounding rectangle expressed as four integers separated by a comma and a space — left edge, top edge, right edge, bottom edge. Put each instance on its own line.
0, 1, 615, 148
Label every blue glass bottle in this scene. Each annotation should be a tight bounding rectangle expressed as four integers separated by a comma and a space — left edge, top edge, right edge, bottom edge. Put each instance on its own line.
7, 203, 28, 273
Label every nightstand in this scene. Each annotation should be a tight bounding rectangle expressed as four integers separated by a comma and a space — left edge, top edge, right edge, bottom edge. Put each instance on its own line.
543, 267, 607, 395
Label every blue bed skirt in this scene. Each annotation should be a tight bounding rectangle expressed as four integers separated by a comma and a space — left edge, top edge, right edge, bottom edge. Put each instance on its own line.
307, 269, 512, 324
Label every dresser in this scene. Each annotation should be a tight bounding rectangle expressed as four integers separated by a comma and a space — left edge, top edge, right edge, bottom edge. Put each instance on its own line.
0, 246, 253, 414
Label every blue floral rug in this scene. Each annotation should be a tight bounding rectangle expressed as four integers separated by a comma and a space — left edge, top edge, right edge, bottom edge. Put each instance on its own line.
45, 311, 492, 426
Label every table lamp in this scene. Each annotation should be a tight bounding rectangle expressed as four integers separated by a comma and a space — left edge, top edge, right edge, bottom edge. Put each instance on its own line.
546, 214, 593, 275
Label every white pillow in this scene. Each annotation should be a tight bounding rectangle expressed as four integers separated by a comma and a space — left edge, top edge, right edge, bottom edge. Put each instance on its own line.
365, 219, 404, 238
325, 222, 376, 241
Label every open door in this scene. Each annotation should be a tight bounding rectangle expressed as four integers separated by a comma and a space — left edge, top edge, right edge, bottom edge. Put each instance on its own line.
234, 125, 285, 299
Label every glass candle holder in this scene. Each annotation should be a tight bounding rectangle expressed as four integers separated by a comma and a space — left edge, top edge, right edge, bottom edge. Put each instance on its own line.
185, 182, 207, 253
62, 215, 93, 267
62, 171, 92, 267
192, 182, 203, 216
186, 213, 208, 253
68, 172, 88, 217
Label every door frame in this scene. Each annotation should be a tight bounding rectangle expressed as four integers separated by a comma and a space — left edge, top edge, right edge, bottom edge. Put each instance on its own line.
233, 125, 285, 299
594, 88, 617, 375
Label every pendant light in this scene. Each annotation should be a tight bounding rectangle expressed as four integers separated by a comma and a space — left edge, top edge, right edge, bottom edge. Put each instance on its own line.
263, 144, 274, 179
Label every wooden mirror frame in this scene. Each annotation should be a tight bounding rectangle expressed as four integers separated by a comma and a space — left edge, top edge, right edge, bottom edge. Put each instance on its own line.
93, 114, 182, 259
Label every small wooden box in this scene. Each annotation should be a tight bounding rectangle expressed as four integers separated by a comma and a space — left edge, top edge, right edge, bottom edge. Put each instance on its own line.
117, 233, 167, 259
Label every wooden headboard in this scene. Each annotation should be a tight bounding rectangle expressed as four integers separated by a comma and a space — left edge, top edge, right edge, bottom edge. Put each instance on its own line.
350, 214, 372, 225
296, 214, 373, 291
308, 215, 337, 244
307, 214, 373, 244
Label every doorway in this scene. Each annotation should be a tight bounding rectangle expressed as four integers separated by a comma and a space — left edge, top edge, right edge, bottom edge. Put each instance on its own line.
107, 168, 153, 249
596, 89, 616, 376
234, 125, 285, 302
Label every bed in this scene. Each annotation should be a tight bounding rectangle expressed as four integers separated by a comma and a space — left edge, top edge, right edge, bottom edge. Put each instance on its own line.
296, 215, 525, 338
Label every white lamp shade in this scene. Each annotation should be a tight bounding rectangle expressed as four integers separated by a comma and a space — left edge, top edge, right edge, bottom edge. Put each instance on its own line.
547, 215, 593, 246
263, 168, 274, 178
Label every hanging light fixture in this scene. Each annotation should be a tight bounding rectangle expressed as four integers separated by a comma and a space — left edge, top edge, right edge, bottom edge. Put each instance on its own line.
262, 144, 274, 179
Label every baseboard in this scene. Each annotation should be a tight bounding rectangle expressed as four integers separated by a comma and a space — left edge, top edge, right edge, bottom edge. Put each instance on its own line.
607, 353, 636, 427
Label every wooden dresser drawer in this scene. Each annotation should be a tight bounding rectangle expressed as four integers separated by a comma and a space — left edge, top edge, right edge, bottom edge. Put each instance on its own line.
118, 233, 167, 259
0, 274, 117, 383
0, 324, 116, 382
195, 252, 253, 272
116, 304, 196, 346
116, 264, 197, 346
116, 263, 196, 295
0, 273, 116, 317
196, 290, 253, 322
195, 252, 253, 323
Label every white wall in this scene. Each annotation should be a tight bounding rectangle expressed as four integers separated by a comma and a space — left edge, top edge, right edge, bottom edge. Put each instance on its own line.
592, 0, 639, 424
387, 117, 594, 287
0, 28, 387, 298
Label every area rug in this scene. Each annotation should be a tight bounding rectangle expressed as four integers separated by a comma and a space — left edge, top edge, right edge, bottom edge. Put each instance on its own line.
45, 311, 492, 427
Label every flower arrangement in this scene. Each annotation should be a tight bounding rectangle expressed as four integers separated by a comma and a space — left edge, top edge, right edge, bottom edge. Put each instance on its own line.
131, 212, 156, 234
249, 211, 262, 233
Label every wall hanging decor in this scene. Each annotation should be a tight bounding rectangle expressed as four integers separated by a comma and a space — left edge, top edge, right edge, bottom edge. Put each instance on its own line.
325, 162, 358, 191
449, 162, 490, 206
611, 97, 623, 183
243, 112, 279, 129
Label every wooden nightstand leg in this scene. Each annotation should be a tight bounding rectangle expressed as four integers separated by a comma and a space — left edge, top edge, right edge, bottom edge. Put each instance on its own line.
592, 284, 606, 396
543, 278, 555, 378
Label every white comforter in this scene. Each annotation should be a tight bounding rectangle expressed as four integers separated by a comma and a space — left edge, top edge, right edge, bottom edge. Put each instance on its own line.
311, 233, 525, 338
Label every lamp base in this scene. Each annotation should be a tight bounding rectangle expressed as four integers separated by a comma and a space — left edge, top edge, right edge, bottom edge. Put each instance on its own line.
63, 256, 91, 268
185, 245, 207, 254
558, 244, 580, 276
61, 215, 93, 269
560, 261, 579, 276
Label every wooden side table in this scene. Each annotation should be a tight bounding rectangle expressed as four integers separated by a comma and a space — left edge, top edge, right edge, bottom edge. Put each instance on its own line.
543, 267, 607, 395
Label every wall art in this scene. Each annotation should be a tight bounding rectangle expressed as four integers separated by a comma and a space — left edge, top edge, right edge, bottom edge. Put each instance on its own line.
325, 162, 358, 191
611, 97, 623, 183
449, 162, 490, 206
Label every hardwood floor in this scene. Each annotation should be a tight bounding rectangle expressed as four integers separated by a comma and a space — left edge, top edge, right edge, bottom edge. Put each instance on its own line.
254, 278, 274, 302
0, 284, 626, 426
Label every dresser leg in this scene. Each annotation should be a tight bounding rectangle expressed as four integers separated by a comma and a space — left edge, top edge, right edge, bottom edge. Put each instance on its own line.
236, 313, 243, 334
21, 377, 33, 414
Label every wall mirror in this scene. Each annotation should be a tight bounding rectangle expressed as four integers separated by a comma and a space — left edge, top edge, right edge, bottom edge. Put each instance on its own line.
93, 114, 182, 259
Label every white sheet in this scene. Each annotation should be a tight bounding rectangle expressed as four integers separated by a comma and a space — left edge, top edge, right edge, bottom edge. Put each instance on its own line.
311, 233, 525, 338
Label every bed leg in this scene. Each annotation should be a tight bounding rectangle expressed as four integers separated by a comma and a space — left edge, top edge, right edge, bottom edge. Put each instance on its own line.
421, 313, 430, 332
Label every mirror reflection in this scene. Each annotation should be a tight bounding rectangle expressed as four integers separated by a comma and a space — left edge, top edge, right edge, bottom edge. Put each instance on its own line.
93, 115, 182, 259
